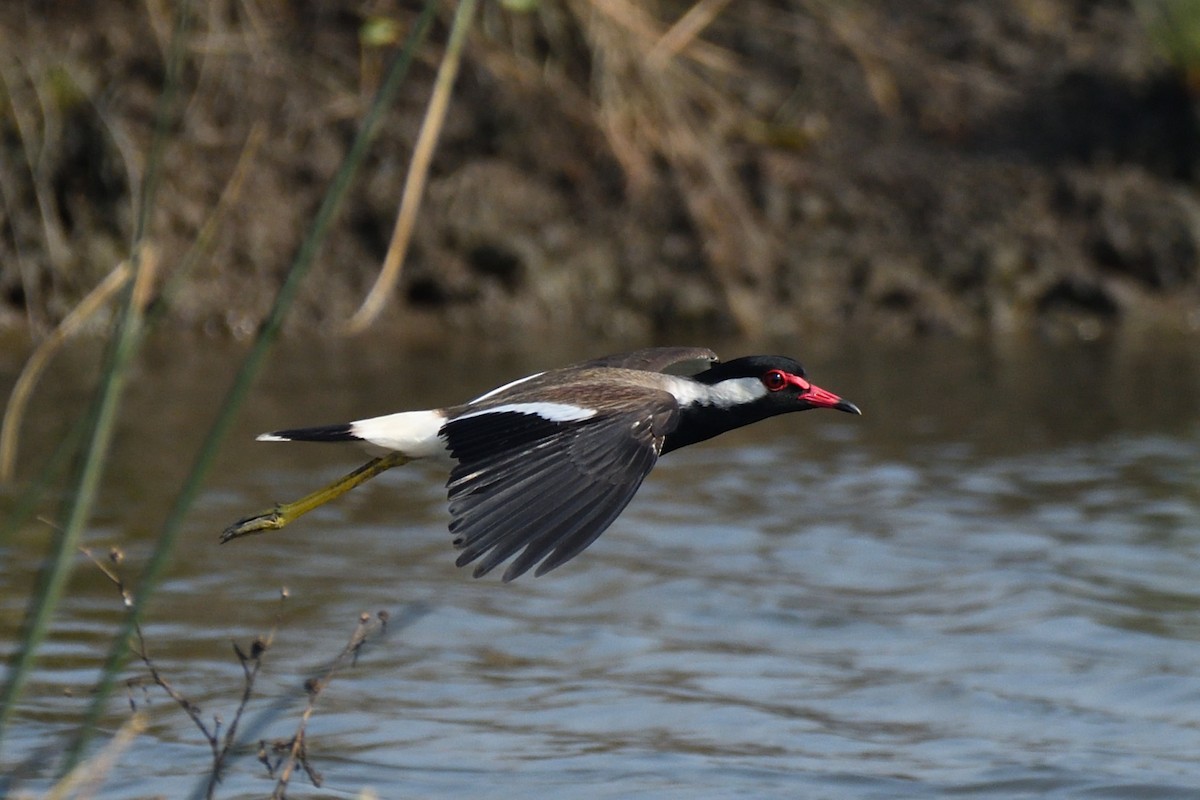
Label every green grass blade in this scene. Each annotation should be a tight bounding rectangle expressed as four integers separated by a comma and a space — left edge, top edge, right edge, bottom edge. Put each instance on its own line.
61, 0, 439, 772
0, 0, 192, 752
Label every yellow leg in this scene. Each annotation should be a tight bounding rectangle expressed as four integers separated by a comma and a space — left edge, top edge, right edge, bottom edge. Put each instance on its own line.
220, 451, 411, 543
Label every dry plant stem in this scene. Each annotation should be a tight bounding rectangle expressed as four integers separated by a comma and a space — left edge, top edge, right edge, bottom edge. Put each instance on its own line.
0, 124, 260, 553
220, 451, 410, 542
813, 1, 901, 117
152, 121, 266, 318
580, 0, 768, 333
0, 259, 134, 482
43, 712, 148, 800
70, 3, 438, 768
344, 0, 478, 333
270, 613, 387, 799
0, 118, 262, 484
650, 0, 736, 63
0, 0, 188, 751
0, 57, 71, 272
0, 62, 46, 330
81, 547, 278, 800
0, 240, 158, 746
587, 0, 735, 72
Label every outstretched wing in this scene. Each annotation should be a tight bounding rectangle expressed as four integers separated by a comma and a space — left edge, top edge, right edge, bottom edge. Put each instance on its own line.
441, 388, 679, 581
579, 347, 719, 375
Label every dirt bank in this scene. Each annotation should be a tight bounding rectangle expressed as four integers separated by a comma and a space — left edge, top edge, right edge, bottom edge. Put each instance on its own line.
1, 1, 1198, 342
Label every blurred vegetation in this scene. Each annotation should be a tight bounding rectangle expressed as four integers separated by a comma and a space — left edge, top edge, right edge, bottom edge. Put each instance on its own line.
0, 1, 1194, 344
1, 1, 437, 791
1136, 0, 1200, 90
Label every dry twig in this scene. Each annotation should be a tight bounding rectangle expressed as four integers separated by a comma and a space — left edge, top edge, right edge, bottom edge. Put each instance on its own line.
263, 610, 390, 799
81, 547, 281, 800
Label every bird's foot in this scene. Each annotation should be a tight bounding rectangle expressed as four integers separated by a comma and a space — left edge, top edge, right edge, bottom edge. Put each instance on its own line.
220, 505, 285, 543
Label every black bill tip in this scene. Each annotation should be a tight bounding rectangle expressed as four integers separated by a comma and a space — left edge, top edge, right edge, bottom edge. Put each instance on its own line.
834, 400, 862, 415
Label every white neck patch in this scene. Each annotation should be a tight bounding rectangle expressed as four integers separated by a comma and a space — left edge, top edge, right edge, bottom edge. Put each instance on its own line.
664, 375, 768, 409
456, 401, 597, 423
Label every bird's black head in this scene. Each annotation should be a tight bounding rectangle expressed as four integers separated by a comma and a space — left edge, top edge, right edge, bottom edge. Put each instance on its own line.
692, 355, 861, 416
660, 355, 860, 455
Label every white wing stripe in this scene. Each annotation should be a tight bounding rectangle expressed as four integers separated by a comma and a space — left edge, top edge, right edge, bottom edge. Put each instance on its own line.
455, 402, 597, 423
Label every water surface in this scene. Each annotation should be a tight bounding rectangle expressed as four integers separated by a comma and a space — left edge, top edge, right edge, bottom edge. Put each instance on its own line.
2, 334, 1199, 798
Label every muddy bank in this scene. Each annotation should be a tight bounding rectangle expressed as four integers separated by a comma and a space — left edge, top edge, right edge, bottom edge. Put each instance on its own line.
1, 1, 1198, 342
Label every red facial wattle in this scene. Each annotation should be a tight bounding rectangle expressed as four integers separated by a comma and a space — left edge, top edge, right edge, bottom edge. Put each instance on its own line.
781, 372, 861, 415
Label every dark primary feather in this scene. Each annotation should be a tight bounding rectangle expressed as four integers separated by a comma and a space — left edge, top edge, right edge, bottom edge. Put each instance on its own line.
442, 409, 567, 466
441, 386, 679, 581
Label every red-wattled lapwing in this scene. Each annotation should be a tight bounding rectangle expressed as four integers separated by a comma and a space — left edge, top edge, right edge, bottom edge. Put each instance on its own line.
221, 347, 861, 581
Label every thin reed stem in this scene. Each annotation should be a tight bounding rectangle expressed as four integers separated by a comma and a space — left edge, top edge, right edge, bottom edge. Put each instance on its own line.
62, 0, 439, 771
345, 0, 478, 332
0, 0, 189, 751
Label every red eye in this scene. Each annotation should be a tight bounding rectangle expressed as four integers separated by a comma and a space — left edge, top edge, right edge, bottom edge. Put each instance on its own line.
763, 369, 787, 391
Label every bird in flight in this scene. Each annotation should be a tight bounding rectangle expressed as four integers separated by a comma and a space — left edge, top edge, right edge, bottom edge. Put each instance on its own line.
222, 347, 861, 581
